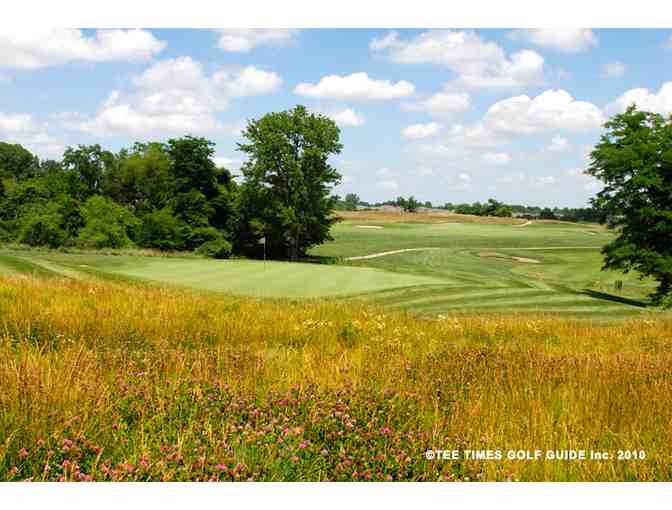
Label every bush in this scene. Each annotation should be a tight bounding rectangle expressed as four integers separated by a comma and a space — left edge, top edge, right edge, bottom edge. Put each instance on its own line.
138, 208, 183, 251
183, 225, 220, 250
77, 196, 139, 249
195, 237, 232, 259
18, 209, 66, 248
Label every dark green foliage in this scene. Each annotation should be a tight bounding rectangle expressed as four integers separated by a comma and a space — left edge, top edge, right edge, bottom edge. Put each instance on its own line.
237, 105, 343, 260
195, 237, 233, 259
0, 142, 39, 180
77, 196, 139, 249
138, 208, 183, 251
587, 105, 672, 306
18, 204, 66, 248
62, 144, 115, 199
395, 196, 420, 213
106, 143, 175, 215
167, 136, 219, 199
344, 193, 360, 210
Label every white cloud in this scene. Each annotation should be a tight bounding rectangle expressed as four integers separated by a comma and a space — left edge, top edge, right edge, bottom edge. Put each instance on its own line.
0, 29, 165, 69
484, 89, 604, 134
376, 167, 396, 177
401, 122, 441, 139
482, 152, 512, 165
328, 108, 365, 127
215, 29, 299, 53
601, 62, 626, 78
0, 112, 37, 132
443, 172, 473, 192
371, 30, 545, 89
608, 82, 672, 116
376, 179, 399, 191
565, 167, 602, 192
0, 111, 64, 157
295, 72, 415, 100
213, 156, 243, 171
548, 135, 570, 152
402, 91, 470, 116
72, 57, 280, 136
509, 29, 598, 53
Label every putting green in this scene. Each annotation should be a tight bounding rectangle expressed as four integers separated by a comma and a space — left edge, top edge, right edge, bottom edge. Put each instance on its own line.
110, 258, 450, 298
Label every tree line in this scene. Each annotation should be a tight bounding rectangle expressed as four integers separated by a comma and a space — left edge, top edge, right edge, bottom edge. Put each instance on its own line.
0, 105, 342, 261
334, 194, 601, 222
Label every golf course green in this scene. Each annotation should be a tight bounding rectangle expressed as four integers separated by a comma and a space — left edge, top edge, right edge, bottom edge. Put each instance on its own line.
0, 214, 662, 318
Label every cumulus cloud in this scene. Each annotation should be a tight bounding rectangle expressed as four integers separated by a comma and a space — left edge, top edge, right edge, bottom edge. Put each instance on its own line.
371, 30, 545, 89
0, 111, 64, 157
401, 122, 441, 139
0, 29, 165, 69
215, 29, 300, 52
72, 57, 280, 136
376, 179, 399, 191
482, 152, 512, 165
509, 29, 598, 53
607, 82, 672, 115
483, 89, 604, 134
327, 108, 365, 127
295, 72, 415, 100
601, 62, 626, 78
402, 91, 470, 116
548, 135, 570, 152
565, 167, 602, 192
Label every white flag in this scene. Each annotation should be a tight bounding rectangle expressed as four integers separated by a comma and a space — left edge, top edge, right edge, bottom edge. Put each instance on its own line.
259, 237, 266, 244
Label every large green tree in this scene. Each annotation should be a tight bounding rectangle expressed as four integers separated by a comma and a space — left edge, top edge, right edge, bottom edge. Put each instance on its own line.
587, 105, 672, 306
0, 142, 39, 180
237, 105, 342, 260
62, 144, 116, 199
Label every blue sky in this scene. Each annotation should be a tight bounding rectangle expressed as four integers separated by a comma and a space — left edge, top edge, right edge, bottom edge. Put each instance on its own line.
1, 28, 671, 207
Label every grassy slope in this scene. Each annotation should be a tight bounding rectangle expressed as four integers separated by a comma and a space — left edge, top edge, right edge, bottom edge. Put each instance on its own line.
311, 217, 658, 319
0, 214, 663, 318
0, 250, 443, 299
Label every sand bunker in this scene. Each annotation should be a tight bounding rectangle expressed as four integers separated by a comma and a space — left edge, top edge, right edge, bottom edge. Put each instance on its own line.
356, 225, 383, 229
511, 256, 541, 264
479, 251, 541, 264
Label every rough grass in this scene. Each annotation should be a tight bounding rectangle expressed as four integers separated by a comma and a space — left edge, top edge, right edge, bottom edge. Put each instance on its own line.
2, 275, 672, 481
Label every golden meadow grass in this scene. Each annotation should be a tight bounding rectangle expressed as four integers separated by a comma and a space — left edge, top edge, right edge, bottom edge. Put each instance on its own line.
1, 274, 672, 481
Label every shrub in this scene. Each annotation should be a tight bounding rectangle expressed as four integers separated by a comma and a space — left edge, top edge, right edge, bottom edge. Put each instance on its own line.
195, 237, 232, 259
18, 208, 66, 248
138, 208, 183, 251
77, 196, 139, 249
183, 225, 220, 250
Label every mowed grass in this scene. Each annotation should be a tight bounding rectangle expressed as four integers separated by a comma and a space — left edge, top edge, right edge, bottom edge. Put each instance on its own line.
1, 275, 672, 482
311, 216, 660, 319
0, 213, 664, 318
0, 252, 442, 299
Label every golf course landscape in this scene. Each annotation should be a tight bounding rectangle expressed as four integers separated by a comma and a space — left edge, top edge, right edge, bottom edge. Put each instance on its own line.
0, 212, 660, 319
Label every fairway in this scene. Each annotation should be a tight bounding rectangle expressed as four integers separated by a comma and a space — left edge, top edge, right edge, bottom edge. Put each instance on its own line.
0, 213, 664, 318
0, 252, 444, 298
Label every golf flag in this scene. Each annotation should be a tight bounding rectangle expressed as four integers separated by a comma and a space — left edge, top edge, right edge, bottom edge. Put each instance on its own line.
259, 236, 266, 245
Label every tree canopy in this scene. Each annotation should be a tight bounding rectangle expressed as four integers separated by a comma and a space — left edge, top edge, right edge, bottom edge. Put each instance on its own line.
587, 105, 672, 306
237, 105, 343, 260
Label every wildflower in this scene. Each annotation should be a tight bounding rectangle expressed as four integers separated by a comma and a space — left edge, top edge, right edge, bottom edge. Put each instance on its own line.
18, 448, 29, 459
215, 464, 227, 471
290, 455, 300, 463
298, 441, 309, 449
379, 426, 392, 435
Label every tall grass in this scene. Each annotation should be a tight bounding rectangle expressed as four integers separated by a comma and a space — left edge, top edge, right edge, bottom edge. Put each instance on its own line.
1, 274, 671, 481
